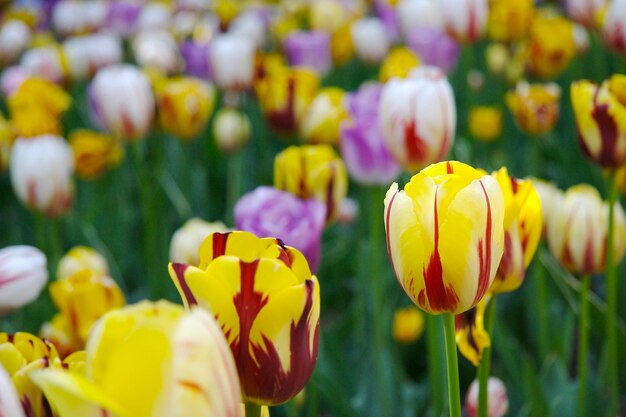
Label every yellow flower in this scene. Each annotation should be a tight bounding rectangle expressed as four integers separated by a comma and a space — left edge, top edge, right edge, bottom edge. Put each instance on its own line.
214, 0, 242, 27
8, 78, 71, 117
274, 145, 348, 223
527, 13, 577, 79
393, 306, 425, 344
487, 0, 535, 43
331, 24, 355, 66
571, 75, 626, 168
157, 76, 216, 141
506, 81, 561, 135
10, 107, 63, 138
57, 246, 110, 281
300, 87, 348, 145
468, 106, 503, 142
168, 231, 320, 406
69, 130, 123, 179
31, 301, 243, 417
379, 47, 421, 83
384, 161, 505, 315
489, 168, 542, 293
454, 295, 491, 366
0, 113, 13, 171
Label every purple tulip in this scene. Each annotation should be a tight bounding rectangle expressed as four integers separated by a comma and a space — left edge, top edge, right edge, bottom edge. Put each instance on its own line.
406, 26, 460, 74
106, 0, 141, 36
234, 186, 326, 272
340, 83, 401, 185
283, 30, 331, 75
181, 40, 213, 80
374, 0, 401, 42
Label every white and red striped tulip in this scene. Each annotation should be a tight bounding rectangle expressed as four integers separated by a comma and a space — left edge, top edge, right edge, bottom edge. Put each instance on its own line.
0, 245, 47, 314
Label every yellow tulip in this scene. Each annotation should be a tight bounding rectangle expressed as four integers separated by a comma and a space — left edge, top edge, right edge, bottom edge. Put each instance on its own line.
69, 130, 124, 179
274, 145, 348, 223
10, 106, 63, 138
571, 75, 626, 168
384, 161, 505, 315
527, 13, 577, 79
0, 113, 13, 172
506, 81, 561, 136
379, 47, 421, 83
57, 246, 110, 281
468, 106, 503, 142
8, 78, 71, 117
487, 0, 535, 43
454, 295, 491, 366
489, 168, 542, 293
168, 231, 320, 406
393, 306, 425, 344
31, 301, 243, 417
300, 87, 348, 145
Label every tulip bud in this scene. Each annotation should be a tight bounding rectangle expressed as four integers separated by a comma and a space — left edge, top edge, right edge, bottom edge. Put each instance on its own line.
440, 0, 488, 44
350, 18, 390, 65
10, 135, 74, 218
301, 87, 348, 145
212, 107, 251, 154
0, 246, 47, 314
527, 13, 577, 79
57, 246, 109, 281
89, 64, 155, 141
283, 30, 332, 76
506, 81, 561, 136
1, 66, 31, 97
170, 218, 229, 266
380, 66, 456, 172
0, 364, 25, 417
465, 377, 509, 417
133, 29, 181, 75
210, 33, 255, 92
393, 306, 425, 344
385, 161, 505, 315
468, 106, 502, 142
52, 0, 108, 37
0, 20, 31, 65
602, 0, 626, 54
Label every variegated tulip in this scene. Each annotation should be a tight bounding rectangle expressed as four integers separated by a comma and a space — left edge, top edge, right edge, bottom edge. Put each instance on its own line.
384, 161, 505, 315
20, 46, 68, 84
57, 246, 109, 281
300, 87, 348, 145
62, 33, 123, 81
439, 0, 488, 44
170, 218, 229, 266
489, 168, 542, 294
89, 64, 155, 142
0, 246, 47, 314
210, 33, 255, 92
454, 295, 491, 365
168, 231, 320, 406
506, 82, 561, 136
379, 66, 456, 172
69, 129, 123, 179
486, 0, 534, 43
602, 0, 626, 55
527, 13, 577, 79
133, 29, 181, 75
274, 145, 348, 223
530, 178, 560, 237
10, 135, 74, 218
547, 184, 626, 274
465, 377, 509, 417
32, 301, 243, 417
156, 76, 216, 141
0, 364, 25, 417
571, 75, 626, 168
566, 0, 606, 28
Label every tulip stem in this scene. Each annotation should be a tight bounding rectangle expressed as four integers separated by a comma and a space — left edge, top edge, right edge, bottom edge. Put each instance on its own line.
577, 274, 591, 417
535, 251, 550, 360
226, 152, 243, 226
442, 313, 462, 417
245, 402, 262, 417
427, 314, 444, 417
605, 170, 619, 417
477, 296, 497, 417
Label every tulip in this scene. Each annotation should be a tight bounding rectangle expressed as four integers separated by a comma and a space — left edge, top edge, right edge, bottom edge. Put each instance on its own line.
530, 178, 560, 237
0, 20, 31, 65
212, 107, 252, 154
0, 116, 11, 172
393, 306, 425, 344
20, 46, 67, 84
350, 18, 390, 65
571, 75, 626, 168
547, 184, 626, 275
465, 377, 509, 417
338, 198, 359, 224
181, 40, 213, 80
374, 0, 401, 41
235, 186, 327, 272
105, 0, 142, 36
133, 29, 181, 75
136, 3, 171, 31
10, 135, 74, 218
384, 161, 505, 315
602, 0, 626, 54
506, 81, 561, 136
57, 246, 109, 281
1, 66, 31, 97
340, 83, 401, 185
300, 87, 348, 145
69, 129, 124, 179
0, 246, 47, 314
379, 47, 421, 82
156, 76, 215, 141
0, 364, 25, 417
566, 0, 606, 28
32, 301, 243, 417
274, 145, 348, 223
230, 11, 268, 51
406, 27, 459, 73
397, 0, 443, 37
210, 33, 255, 92
454, 295, 491, 366
468, 106, 502, 142
62, 33, 123, 80
170, 218, 229, 266
52, 0, 108, 36
487, 0, 534, 43
379, 66, 456, 172
168, 231, 320, 406
439, 0, 488, 44
89, 64, 155, 141
489, 168, 542, 294
527, 13, 577, 79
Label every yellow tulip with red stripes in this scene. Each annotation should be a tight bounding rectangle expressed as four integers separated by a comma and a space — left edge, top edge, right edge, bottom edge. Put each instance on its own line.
384, 161, 505, 315
168, 231, 320, 406
454, 295, 491, 366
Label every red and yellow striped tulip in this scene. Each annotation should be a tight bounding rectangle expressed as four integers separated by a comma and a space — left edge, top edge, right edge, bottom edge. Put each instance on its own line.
454, 295, 491, 366
168, 231, 320, 406
384, 161, 505, 315
489, 168, 542, 294
571, 75, 626, 168
506, 81, 561, 136
31, 301, 243, 417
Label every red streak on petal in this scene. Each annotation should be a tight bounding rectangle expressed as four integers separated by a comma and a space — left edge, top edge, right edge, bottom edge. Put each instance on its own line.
583, 218, 595, 273
468, 2, 478, 42
171, 263, 198, 306
473, 181, 493, 304
27, 180, 37, 209
212, 232, 230, 259
385, 190, 399, 282
510, 177, 519, 194
267, 77, 297, 134
446, 161, 454, 174
404, 118, 427, 165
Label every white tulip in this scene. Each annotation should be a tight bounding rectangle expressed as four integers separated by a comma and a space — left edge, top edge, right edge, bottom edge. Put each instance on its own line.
465, 377, 509, 417
602, 0, 626, 54
351, 18, 390, 65
0, 245, 48, 314
439, 0, 488, 43
0, 365, 25, 417
170, 218, 228, 266
210, 33, 255, 92
133, 29, 181, 74
0, 20, 31, 65
397, 0, 443, 37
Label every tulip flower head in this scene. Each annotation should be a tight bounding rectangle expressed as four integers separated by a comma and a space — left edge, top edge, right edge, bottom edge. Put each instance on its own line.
0, 364, 25, 417
439, 0, 488, 44
406, 27, 460, 74
57, 246, 109, 281
566, 0, 606, 28
527, 13, 577, 79
350, 17, 390, 65
601, 0, 626, 54
0, 246, 47, 314
506, 81, 561, 136
455, 295, 491, 365
170, 218, 229, 266
380, 66, 456, 172
300, 87, 348, 145
465, 376, 509, 417
133, 29, 181, 75
385, 161, 505, 315
487, 0, 534, 43
212, 107, 252, 154
393, 306, 425, 344
283, 30, 332, 75
468, 106, 503, 142
210, 33, 255, 92
168, 231, 320, 405
69, 129, 124, 179
379, 47, 421, 82
571, 75, 626, 168
530, 178, 560, 237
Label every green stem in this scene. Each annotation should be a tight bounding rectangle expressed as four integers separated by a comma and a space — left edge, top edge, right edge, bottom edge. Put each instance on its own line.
427, 315, 444, 417
286, 398, 298, 417
226, 152, 243, 226
443, 313, 462, 417
244, 402, 262, 417
536, 250, 550, 360
478, 296, 497, 417
46, 219, 63, 276
577, 274, 591, 417
605, 171, 619, 416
